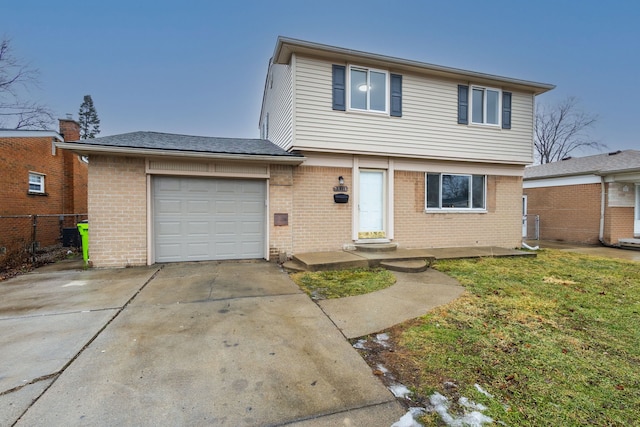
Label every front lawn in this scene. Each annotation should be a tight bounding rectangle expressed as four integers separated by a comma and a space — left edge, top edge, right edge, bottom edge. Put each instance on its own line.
381, 250, 639, 426
290, 267, 396, 299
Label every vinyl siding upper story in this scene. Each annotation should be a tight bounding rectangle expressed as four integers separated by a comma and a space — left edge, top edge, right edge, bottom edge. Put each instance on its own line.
260, 37, 554, 166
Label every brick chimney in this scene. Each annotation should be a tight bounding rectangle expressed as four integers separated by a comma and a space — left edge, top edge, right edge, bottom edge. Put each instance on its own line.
59, 115, 81, 142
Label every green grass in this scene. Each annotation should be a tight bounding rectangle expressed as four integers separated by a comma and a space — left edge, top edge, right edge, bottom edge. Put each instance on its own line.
290, 267, 396, 299
392, 250, 640, 426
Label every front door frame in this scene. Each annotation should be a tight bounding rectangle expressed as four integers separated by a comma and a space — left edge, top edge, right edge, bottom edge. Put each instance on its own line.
357, 169, 386, 240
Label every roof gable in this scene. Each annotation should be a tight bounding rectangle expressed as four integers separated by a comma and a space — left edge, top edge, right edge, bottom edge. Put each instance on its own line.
272, 36, 555, 95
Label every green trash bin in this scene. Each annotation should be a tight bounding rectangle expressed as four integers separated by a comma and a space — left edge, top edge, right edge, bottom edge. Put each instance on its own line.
77, 221, 89, 266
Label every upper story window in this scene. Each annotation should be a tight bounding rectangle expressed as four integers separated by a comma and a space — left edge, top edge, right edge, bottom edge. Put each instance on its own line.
471, 86, 501, 125
332, 64, 402, 117
349, 66, 388, 113
426, 173, 486, 211
28, 172, 45, 194
458, 85, 512, 129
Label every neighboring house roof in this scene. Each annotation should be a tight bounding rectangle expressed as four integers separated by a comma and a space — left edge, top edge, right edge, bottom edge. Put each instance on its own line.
0, 129, 63, 141
56, 131, 305, 164
272, 36, 555, 95
524, 150, 640, 180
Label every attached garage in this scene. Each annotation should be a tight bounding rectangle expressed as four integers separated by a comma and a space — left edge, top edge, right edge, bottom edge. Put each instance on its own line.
153, 176, 266, 262
57, 132, 304, 268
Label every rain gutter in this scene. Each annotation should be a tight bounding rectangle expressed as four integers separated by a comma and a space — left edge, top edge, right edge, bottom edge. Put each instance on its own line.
55, 142, 306, 165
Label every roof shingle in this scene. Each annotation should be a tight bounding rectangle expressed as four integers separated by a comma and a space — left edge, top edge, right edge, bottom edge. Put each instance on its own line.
74, 131, 300, 158
524, 150, 640, 179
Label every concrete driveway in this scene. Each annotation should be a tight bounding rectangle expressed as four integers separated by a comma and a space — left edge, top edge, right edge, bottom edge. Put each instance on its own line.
1, 260, 404, 426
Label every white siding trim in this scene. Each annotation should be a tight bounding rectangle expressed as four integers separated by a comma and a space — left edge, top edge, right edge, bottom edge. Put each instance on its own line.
146, 173, 153, 265
388, 159, 395, 240
352, 156, 359, 241
293, 56, 536, 165
523, 174, 600, 188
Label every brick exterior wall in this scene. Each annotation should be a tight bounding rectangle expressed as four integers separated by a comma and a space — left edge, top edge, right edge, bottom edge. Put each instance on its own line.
395, 172, 523, 248
524, 184, 602, 244
0, 120, 87, 259
290, 166, 353, 253
603, 207, 634, 244
88, 155, 147, 267
268, 165, 294, 259
266, 166, 524, 255
524, 183, 635, 245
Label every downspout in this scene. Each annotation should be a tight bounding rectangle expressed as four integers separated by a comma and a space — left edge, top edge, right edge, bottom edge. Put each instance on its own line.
597, 176, 617, 247
599, 176, 606, 244
598, 177, 619, 248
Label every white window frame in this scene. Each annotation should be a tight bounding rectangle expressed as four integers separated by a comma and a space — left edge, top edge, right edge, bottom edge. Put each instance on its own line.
347, 65, 390, 114
28, 172, 45, 194
425, 173, 487, 212
470, 85, 501, 126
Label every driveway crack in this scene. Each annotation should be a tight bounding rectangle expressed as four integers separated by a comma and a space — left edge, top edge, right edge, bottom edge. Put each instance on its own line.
11, 265, 164, 426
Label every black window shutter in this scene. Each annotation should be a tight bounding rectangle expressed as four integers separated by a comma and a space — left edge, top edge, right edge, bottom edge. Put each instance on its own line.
332, 65, 346, 111
390, 73, 402, 117
458, 85, 469, 124
502, 91, 512, 129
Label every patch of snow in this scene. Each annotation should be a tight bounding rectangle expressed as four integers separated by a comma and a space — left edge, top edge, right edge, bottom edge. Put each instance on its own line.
459, 397, 487, 411
474, 383, 493, 398
427, 392, 493, 427
352, 339, 367, 349
391, 409, 423, 427
376, 363, 389, 374
375, 333, 390, 347
389, 383, 412, 399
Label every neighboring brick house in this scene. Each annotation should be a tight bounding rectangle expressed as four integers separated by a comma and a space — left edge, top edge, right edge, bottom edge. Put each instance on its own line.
58, 37, 553, 268
0, 118, 88, 255
523, 150, 640, 246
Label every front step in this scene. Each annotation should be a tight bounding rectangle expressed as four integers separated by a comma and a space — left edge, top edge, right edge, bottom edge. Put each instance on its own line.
619, 238, 640, 250
380, 259, 430, 273
353, 243, 398, 252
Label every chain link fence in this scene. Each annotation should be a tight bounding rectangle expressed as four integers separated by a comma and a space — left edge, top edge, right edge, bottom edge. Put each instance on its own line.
523, 214, 540, 241
0, 214, 88, 273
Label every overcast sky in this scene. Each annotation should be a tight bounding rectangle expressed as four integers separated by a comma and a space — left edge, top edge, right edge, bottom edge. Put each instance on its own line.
3, 0, 638, 154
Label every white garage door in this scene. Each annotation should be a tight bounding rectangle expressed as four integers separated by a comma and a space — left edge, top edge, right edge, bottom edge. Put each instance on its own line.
153, 176, 265, 262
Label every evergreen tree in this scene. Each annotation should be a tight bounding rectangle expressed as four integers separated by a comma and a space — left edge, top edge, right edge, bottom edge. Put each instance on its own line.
78, 95, 100, 139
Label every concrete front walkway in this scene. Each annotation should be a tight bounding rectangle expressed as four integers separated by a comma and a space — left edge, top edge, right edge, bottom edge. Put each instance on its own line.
2, 260, 406, 426
319, 269, 465, 339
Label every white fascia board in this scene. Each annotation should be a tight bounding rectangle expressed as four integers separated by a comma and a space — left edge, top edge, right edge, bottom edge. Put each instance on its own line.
54, 142, 306, 165
1, 130, 63, 141
603, 172, 640, 183
523, 174, 600, 189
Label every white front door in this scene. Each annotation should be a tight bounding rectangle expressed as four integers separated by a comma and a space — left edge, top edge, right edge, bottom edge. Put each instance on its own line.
359, 170, 385, 239
635, 185, 640, 236
522, 195, 528, 238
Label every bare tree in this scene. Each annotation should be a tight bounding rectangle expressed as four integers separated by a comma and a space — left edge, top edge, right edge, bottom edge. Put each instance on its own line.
0, 38, 54, 129
534, 96, 603, 164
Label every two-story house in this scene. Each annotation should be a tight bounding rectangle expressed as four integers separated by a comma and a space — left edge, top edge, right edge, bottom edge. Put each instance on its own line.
260, 37, 554, 255
57, 37, 553, 268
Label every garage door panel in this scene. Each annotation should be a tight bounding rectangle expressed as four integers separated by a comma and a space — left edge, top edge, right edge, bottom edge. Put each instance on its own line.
216, 200, 238, 214
156, 199, 182, 214
187, 221, 210, 236
156, 221, 182, 237
186, 242, 210, 258
187, 200, 210, 214
154, 177, 265, 262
